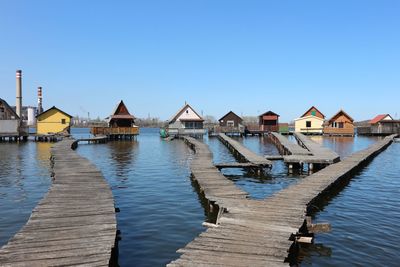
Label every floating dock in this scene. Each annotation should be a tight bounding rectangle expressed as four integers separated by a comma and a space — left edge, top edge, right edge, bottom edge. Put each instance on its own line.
0, 139, 117, 266
217, 133, 272, 170
168, 134, 396, 266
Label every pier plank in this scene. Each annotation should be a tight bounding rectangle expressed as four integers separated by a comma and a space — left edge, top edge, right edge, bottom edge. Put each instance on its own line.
0, 139, 116, 267
169, 134, 396, 266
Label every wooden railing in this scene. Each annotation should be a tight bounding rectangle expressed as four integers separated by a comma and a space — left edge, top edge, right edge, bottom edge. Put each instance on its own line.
91, 127, 139, 135
323, 127, 354, 136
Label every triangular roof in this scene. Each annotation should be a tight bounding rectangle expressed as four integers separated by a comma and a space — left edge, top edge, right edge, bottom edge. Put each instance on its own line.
370, 114, 393, 124
328, 109, 354, 123
109, 100, 135, 120
36, 106, 72, 119
294, 115, 325, 121
0, 98, 20, 119
219, 111, 242, 122
169, 103, 204, 122
301, 106, 325, 119
259, 111, 279, 117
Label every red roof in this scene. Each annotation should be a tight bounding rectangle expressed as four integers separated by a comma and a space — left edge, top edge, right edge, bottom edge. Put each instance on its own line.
370, 114, 393, 124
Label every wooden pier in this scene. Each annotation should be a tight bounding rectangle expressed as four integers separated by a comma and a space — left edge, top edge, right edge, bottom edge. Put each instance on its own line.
71, 135, 108, 149
269, 132, 311, 156
0, 134, 28, 142
168, 134, 396, 266
183, 137, 249, 203
0, 139, 117, 266
269, 132, 340, 171
217, 133, 272, 168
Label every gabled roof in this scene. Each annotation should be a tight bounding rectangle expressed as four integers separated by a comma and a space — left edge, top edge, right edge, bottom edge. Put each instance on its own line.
219, 111, 242, 122
169, 103, 204, 123
259, 111, 279, 117
328, 109, 354, 123
109, 100, 135, 120
370, 114, 393, 124
294, 115, 325, 121
0, 98, 20, 119
36, 106, 72, 118
301, 106, 325, 119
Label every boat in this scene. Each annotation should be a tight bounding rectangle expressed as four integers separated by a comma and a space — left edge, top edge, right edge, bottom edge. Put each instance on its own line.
159, 128, 169, 138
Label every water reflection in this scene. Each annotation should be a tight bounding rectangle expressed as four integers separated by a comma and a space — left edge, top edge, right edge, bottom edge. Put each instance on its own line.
0, 142, 51, 246
309, 135, 380, 158
204, 136, 304, 199
76, 128, 205, 267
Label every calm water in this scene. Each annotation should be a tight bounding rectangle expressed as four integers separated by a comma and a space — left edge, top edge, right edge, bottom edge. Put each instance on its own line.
0, 129, 399, 266
205, 135, 304, 199
0, 141, 52, 245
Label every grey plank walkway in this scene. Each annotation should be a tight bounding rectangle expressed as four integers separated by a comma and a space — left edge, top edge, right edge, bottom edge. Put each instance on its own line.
269, 132, 311, 156
218, 133, 272, 167
269, 132, 340, 166
183, 137, 249, 203
288, 132, 340, 164
168, 134, 396, 266
0, 139, 117, 267
215, 162, 266, 169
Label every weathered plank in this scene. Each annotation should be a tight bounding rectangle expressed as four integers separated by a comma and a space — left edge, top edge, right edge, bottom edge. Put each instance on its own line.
0, 139, 117, 267
169, 134, 396, 266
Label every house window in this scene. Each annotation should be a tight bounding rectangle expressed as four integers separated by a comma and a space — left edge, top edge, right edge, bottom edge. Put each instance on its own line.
311, 111, 316, 116
306, 121, 312, 128
227, 120, 234, 127
338, 122, 344, 128
61, 119, 66, 124
186, 110, 189, 114
0, 107, 4, 113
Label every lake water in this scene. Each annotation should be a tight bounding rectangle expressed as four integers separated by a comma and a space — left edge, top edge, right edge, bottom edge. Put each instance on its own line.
0, 129, 398, 266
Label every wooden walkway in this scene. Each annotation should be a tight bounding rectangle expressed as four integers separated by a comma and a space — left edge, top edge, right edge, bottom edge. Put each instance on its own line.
269, 132, 311, 156
287, 132, 340, 164
71, 135, 108, 149
183, 137, 248, 203
218, 133, 272, 168
269, 132, 340, 170
168, 134, 396, 266
0, 139, 117, 266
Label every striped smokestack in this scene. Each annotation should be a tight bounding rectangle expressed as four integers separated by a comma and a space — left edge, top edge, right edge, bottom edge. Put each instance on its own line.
16, 70, 22, 118
38, 87, 43, 114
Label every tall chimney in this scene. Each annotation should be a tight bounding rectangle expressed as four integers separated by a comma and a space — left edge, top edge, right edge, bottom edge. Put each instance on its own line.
37, 86, 43, 114
16, 70, 22, 118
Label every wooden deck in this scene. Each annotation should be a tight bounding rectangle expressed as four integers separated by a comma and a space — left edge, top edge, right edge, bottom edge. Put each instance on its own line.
183, 137, 249, 203
218, 133, 272, 168
215, 162, 264, 169
269, 132, 340, 170
285, 132, 340, 165
0, 139, 117, 266
168, 134, 396, 266
71, 136, 108, 149
269, 132, 311, 156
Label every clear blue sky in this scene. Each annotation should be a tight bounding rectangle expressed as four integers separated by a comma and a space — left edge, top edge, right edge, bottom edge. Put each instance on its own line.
1, 0, 399, 122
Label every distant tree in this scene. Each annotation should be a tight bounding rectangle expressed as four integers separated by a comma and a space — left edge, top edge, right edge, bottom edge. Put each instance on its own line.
203, 115, 217, 124
242, 116, 258, 124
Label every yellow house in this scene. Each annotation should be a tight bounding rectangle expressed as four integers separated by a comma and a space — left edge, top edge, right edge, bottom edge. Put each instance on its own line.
36, 106, 72, 135
294, 106, 325, 134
